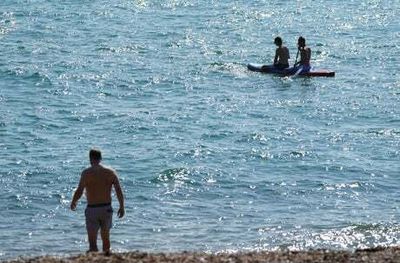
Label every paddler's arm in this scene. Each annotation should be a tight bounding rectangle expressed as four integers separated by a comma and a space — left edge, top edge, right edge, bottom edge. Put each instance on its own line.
294, 47, 303, 67
273, 48, 279, 65
113, 175, 125, 218
70, 174, 85, 211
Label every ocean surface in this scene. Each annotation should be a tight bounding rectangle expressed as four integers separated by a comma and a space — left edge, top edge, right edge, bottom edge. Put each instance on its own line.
0, 0, 399, 259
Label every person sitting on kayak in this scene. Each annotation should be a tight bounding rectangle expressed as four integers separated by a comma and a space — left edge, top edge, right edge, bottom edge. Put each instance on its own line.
293, 36, 311, 72
273, 37, 290, 69
262, 37, 290, 71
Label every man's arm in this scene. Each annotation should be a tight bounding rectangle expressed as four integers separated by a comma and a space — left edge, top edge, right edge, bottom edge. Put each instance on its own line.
70, 174, 85, 211
307, 48, 311, 63
273, 49, 279, 64
113, 175, 125, 218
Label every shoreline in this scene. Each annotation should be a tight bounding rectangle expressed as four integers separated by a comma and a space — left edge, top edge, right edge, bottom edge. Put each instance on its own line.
4, 247, 400, 263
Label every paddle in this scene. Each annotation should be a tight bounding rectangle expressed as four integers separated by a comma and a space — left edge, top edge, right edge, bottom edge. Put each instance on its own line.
292, 65, 303, 77
294, 49, 299, 66
291, 49, 302, 77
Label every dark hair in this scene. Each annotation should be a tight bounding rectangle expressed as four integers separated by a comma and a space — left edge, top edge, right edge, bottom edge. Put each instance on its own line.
298, 36, 306, 45
89, 149, 102, 161
274, 37, 282, 45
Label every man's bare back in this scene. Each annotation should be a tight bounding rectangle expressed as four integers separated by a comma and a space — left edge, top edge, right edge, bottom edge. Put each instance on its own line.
275, 46, 290, 65
81, 165, 118, 205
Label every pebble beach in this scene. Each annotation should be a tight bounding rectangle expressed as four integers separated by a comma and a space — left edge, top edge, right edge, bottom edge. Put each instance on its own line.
5, 247, 400, 263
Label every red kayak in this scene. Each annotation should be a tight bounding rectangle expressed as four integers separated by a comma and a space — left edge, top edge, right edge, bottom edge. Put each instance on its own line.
247, 63, 335, 77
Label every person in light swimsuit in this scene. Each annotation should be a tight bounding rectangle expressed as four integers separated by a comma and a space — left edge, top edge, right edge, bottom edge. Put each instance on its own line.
293, 36, 311, 72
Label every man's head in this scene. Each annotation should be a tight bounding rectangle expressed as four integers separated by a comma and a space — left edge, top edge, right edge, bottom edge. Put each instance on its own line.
89, 148, 102, 165
298, 36, 306, 47
274, 36, 283, 46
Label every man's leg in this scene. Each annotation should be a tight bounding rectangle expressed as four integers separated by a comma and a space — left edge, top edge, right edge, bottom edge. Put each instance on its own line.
85, 207, 99, 252
100, 228, 110, 255
87, 228, 99, 252
100, 206, 113, 255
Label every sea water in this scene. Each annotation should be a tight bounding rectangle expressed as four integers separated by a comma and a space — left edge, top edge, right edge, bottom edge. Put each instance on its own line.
0, 0, 399, 259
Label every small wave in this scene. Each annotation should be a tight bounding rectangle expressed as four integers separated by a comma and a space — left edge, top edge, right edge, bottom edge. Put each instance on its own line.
96, 45, 144, 54
201, 130, 233, 140
314, 223, 400, 250
209, 62, 249, 78
256, 222, 400, 251
0, 12, 17, 37
366, 128, 400, 137
176, 145, 213, 159
250, 148, 273, 160
250, 148, 313, 161
152, 167, 191, 184
323, 182, 361, 191
3, 68, 52, 87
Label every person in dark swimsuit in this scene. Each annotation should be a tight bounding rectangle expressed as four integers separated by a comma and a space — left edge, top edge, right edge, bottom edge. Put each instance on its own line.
261, 36, 290, 72
273, 36, 290, 69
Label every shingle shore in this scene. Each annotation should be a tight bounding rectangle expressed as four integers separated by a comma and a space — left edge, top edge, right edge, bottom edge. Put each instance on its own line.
5, 247, 400, 263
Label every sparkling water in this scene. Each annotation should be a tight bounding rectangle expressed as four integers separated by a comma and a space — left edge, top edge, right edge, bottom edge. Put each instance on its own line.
0, 0, 399, 259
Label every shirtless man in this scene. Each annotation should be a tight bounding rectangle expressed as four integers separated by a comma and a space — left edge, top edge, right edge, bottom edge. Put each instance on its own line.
294, 36, 311, 71
261, 36, 290, 72
273, 36, 290, 69
70, 149, 125, 255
